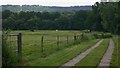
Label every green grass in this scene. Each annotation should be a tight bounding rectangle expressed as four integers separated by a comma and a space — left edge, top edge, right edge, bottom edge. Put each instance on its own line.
26, 39, 99, 66
74, 39, 109, 67
6, 30, 100, 66
110, 35, 119, 68
10, 30, 82, 35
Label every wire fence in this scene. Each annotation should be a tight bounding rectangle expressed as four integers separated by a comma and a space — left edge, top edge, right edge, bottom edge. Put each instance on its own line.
6, 33, 22, 60
6, 33, 84, 59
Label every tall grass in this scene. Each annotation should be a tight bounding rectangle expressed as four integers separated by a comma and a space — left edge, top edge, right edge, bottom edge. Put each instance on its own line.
110, 35, 119, 68
2, 31, 19, 66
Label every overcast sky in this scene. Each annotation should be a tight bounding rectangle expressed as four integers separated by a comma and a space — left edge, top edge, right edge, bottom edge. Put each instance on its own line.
1, 0, 101, 6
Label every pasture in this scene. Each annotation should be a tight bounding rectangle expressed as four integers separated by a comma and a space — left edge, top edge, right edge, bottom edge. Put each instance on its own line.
3, 30, 119, 67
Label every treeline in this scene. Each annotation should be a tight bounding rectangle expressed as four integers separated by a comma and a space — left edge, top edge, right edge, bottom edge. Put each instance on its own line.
1, 5, 92, 12
2, 2, 120, 34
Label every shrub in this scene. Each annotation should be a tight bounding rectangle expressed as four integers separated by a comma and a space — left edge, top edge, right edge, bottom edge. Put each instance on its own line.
93, 32, 112, 39
93, 33, 102, 39
80, 34, 89, 41
103, 33, 112, 38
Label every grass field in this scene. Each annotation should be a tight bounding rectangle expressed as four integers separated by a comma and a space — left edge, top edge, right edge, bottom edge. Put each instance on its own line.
5, 30, 101, 66
27, 39, 99, 66
74, 39, 109, 67
8, 30, 82, 56
5, 30, 118, 67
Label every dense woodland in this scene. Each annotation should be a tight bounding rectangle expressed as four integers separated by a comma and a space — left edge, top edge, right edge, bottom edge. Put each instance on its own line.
2, 2, 120, 34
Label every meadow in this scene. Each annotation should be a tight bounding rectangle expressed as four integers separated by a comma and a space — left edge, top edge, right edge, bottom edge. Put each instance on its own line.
5, 30, 97, 65
4, 30, 119, 67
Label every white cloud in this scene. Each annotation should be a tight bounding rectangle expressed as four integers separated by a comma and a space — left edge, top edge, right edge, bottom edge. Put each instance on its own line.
1, 0, 100, 6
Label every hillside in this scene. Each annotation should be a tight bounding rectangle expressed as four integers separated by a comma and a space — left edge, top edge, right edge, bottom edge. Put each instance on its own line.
1, 5, 92, 12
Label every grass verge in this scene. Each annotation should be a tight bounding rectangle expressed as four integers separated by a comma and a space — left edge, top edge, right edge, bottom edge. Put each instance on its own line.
74, 39, 109, 67
110, 35, 119, 68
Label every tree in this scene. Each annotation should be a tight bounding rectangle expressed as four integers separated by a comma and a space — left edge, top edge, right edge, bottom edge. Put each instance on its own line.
71, 10, 87, 30
90, 2, 103, 31
27, 16, 40, 31
2, 10, 12, 19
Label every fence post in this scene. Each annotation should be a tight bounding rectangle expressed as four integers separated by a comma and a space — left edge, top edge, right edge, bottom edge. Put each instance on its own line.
74, 34, 76, 41
57, 35, 59, 49
41, 36, 44, 53
67, 35, 68, 44
17, 33, 22, 59
81, 33, 84, 39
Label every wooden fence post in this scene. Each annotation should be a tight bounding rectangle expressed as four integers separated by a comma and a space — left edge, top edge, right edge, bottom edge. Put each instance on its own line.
74, 34, 76, 41
67, 35, 68, 44
82, 33, 84, 37
81, 33, 84, 39
17, 33, 22, 59
41, 36, 44, 53
57, 35, 59, 49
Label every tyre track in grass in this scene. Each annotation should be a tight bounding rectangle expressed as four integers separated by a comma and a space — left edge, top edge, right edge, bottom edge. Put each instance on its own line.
98, 39, 114, 68
60, 39, 103, 68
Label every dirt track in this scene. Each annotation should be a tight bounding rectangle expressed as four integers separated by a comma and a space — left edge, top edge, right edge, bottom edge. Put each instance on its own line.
98, 39, 114, 68
60, 39, 104, 68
